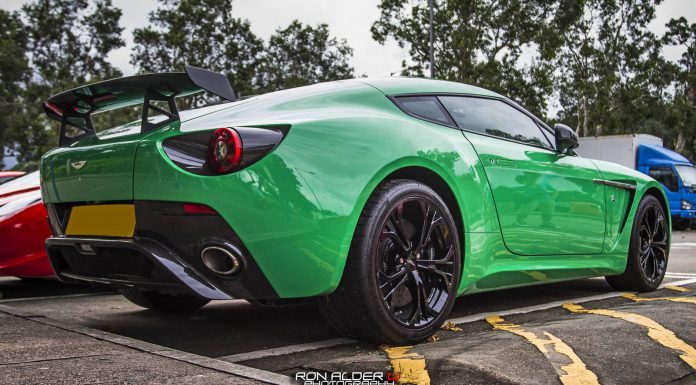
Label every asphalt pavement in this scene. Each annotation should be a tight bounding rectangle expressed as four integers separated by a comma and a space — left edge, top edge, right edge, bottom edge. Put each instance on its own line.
1, 231, 695, 385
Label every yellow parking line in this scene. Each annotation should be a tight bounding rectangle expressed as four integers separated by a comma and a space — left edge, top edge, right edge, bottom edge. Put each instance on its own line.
665, 285, 690, 293
381, 345, 430, 385
563, 303, 696, 369
486, 315, 600, 385
623, 293, 696, 305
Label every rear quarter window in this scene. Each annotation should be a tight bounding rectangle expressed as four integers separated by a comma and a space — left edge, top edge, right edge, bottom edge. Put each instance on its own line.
396, 96, 454, 126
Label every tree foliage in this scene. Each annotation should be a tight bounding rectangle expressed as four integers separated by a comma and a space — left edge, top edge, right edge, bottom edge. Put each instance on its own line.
372, 0, 584, 117
1, 0, 695, 167
131, 1, 355, 100
661, 17, 696, 159
554, 0, 667, 137
131, 0, 263, 101
0, 0, 125, 167
373, 0, 695, 161
257, 20, 354, 92
0, 10, 30, 169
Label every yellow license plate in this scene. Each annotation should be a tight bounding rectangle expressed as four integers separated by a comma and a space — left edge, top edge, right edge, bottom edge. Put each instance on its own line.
65, 204, 136, 237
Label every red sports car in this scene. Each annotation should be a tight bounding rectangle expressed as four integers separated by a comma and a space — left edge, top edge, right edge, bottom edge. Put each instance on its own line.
0, 171, 26, 185
0, 171, 54, 278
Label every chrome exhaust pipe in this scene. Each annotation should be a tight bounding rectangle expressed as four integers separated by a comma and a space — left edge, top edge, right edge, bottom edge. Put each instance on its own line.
200, 245, 241, 275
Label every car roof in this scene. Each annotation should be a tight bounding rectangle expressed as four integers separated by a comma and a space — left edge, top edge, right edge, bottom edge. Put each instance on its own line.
356, 77, 503, 98
639, 144, 692, 165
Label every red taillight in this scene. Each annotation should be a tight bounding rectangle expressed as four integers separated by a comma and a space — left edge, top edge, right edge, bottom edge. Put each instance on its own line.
207, 127, 242, 174
182, 203, 218, 215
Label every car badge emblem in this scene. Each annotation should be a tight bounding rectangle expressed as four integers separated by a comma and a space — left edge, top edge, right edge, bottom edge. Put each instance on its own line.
71, 160, 87, 170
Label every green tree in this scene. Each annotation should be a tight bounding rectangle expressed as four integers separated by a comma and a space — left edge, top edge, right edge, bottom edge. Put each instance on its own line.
554, 0, 667, 139
131, 0, 264, 102
371, 0, 582, 118
4, 0, 125, 166
256, 20, 354, 92
662, 17, 696, 161
0, 10, 30, 169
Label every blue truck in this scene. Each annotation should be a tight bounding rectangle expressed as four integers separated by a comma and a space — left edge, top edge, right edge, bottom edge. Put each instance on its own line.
578, 134, 696, 231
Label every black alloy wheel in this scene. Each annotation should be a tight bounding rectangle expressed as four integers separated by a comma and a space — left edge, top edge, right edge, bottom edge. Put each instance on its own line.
637, 204, 668, 284
377, 198, 456, 327
319, 180, 461, 344
606, 194, 669, 292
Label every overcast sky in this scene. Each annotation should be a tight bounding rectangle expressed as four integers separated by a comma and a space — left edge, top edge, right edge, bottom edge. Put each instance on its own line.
2, 0, 695, 78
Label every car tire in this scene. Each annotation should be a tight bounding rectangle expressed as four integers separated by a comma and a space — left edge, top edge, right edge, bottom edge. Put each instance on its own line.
120, 288, 210, 312
606, 194, 669, 292
673, 219, 690, 232
319, 179, 462, 344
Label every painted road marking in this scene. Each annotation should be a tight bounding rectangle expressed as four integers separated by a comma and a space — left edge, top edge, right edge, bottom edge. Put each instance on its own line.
486, 315, 600, 385
671, 243, 696, 248
563, 303, 696, 369
217, 338, 357, 362
622, 293, 696, 305
665, 275, 696, 279
381, 345, 430, 385
665, 286, 691, 293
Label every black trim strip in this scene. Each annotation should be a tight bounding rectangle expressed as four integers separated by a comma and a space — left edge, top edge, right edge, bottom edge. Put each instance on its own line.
593, 179, 637, 191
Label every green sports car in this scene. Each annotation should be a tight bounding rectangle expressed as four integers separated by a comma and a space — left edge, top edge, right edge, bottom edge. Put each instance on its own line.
40, 67, 670, 343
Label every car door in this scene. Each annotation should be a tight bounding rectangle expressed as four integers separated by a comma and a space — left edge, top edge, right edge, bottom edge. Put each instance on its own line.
438, 96, 606, 255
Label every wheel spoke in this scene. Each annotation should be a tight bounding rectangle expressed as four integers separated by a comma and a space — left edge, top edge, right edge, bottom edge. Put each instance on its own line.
642, 214, 653, 238
416, 202, 442, 255
382, 273, 409, 302
652, 241, 667, 257
651, 251, 659, 278
379, 269, 407, 288
383, 219, 410, 252
418, 264, 453, 289
406, 271, 424, 325
652, 211, 661, 238
384, 203, 411, 252
640, 247, 651, 270
418, 244, 454, 265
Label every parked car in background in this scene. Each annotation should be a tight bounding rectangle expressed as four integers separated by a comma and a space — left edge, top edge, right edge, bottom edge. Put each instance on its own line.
577, 134, 696, 231
0, 171, 26, 185
0, 171, 54, 278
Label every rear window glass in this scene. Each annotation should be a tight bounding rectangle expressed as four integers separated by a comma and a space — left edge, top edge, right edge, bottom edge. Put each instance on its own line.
397, 96, 454, 126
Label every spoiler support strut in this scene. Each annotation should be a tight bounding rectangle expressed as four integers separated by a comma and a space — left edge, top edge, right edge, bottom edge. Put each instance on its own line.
141, 88, 180, 133
43, 66, 236, 147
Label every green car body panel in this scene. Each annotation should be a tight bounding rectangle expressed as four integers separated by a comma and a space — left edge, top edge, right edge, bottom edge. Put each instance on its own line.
40, 77, 670, 299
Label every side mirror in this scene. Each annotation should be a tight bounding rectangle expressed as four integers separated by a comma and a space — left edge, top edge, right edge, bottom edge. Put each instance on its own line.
554, 124, 579, 154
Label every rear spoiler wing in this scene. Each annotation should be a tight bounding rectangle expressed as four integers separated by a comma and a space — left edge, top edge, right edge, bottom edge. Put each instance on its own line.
42, 66, 236, 146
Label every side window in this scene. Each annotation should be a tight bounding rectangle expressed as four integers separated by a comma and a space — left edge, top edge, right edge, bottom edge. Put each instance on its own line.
649, 167, 678, 192
439, 96, 551, 148
396, 96, 454, 126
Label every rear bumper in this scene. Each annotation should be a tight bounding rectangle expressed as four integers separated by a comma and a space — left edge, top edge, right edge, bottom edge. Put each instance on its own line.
46, 237, 233, 299
45, 201, 279, 302
672, 209, 696, 220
